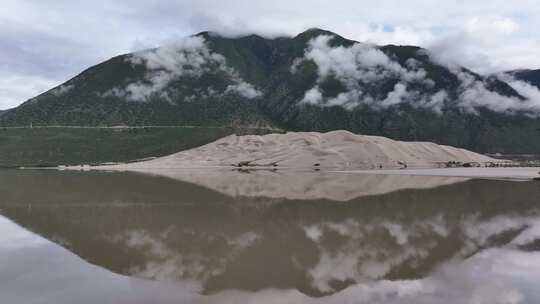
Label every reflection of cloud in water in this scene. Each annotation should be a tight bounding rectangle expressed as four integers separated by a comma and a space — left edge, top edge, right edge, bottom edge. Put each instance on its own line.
0, 217, 48, 250
92, 212, 540, 297
301, 214, 540, 294
126, 169, 469, 201
2, 171, 540, 301
197, 248, 539, 304
106, 229, 261, 284
512, 220, 540, 247
461, 215, 540, 254
303, 217, 439, 292
2, 214, 540, 303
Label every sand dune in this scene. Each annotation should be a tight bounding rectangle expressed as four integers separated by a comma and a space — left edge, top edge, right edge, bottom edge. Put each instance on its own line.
94, 130, 496, 170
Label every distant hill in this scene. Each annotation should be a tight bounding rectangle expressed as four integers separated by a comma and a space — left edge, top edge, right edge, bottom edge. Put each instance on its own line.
1, 28, 540, 154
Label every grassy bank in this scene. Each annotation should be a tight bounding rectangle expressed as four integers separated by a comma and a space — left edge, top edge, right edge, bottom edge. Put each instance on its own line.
0, 126, 248, 167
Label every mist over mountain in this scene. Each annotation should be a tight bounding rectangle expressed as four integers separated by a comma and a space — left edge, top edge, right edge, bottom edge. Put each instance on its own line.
2, 28, 540, 153
508, 69, 540, 89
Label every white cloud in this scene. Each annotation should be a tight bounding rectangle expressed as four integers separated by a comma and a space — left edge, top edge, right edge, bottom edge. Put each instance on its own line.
301, 35, 427, 84
105, 36, 261, 102
295, 35, 433, 110
465, 16, 520, 36
51, 83, 74, 97
225, 81, 262, 99
498, 73, 540, 108
454, 71, 540, 115
107, 36, 221, 101
301, 86, 324, 105
381, 83, 409, 107
3, 1, 540, 109
294, 34, 540, 115
426, 16, 539, 74
337, 23, 434, 47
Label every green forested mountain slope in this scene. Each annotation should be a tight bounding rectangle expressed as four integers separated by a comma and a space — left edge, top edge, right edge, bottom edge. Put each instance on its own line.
2, 28, 540, 154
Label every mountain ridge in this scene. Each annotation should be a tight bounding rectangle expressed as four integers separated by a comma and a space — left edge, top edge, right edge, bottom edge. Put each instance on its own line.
2, 28, 540, 154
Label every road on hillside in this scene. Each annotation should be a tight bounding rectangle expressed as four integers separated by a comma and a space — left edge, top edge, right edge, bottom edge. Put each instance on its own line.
0, 125, 280, 131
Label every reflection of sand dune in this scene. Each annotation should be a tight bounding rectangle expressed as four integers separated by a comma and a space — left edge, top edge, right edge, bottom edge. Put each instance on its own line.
126, 169, 469, 201
92, 131, 495, 170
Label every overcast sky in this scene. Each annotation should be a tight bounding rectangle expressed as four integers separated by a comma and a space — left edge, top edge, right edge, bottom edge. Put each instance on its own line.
2, 0, 540, 109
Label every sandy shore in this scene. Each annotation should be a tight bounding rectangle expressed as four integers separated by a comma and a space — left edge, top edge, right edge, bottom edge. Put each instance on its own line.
338, 167, 540, 181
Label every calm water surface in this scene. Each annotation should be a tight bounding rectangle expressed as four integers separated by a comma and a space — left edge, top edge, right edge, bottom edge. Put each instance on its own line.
1, 169, 540, 303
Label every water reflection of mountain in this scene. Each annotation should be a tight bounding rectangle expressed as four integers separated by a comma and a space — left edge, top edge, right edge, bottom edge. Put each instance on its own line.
1, 170, 539, 297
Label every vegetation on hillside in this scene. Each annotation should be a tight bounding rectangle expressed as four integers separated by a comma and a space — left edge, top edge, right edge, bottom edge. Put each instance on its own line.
1, 28, 540, 164
0, 127, 240, 167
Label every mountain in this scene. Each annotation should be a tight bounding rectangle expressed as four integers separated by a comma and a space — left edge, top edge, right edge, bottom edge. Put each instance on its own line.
1, 28, 540, 155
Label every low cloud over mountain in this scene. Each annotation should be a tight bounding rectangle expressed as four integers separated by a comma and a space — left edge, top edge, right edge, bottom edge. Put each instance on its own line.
2, 29, 540, 153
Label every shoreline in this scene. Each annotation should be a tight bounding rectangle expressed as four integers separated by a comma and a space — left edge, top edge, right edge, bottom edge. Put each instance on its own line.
51, 165, 540, 181
334, 167, 540, 181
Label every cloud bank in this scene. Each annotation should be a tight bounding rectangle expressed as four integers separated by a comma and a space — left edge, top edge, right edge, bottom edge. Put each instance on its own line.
293, 35, 445, 111
294, 35, 540, 115
104, 36, 261, 102
3, 1, 540, 109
